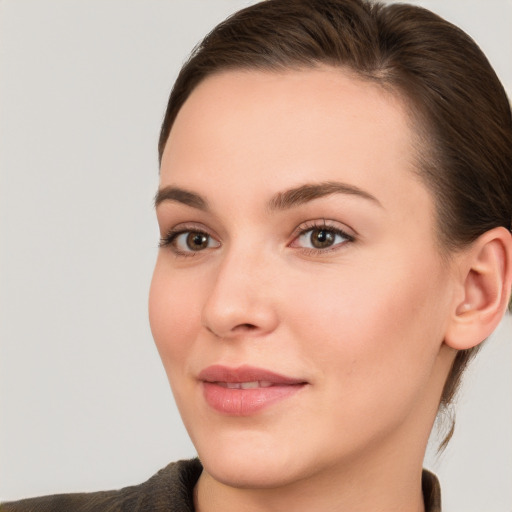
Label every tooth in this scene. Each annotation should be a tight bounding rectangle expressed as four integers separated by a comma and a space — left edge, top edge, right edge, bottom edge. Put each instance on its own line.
240, 381, 259, 389
259, 381, 273, 388
227, 382, 241, 389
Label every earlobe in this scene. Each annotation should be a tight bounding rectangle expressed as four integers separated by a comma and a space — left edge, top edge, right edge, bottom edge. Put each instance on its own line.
445, 227, 512, 351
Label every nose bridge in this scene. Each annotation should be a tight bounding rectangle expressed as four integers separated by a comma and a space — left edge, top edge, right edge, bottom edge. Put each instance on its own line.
201, 239, 278, 338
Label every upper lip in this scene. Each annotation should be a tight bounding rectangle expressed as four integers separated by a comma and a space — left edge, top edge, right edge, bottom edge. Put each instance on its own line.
198, 364, 306, 385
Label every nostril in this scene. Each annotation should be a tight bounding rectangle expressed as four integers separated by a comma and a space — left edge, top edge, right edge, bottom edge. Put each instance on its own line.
205, 323, 257, 338
236, 323, 257, 331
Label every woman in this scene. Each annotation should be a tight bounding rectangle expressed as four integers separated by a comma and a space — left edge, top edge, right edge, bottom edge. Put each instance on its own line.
2, 0, 511, 511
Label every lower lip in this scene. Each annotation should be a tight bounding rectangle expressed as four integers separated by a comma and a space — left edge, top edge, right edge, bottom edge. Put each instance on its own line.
202, 382, 305, 415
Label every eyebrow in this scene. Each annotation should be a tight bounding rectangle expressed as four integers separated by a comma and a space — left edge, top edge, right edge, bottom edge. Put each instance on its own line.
154, 181, 382, 211
267, 181, 382, 211
154, 186, 209, 210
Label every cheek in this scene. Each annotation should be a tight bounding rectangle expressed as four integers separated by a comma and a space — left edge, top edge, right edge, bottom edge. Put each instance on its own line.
148, 259, 202, 370
284, 254, 450, 409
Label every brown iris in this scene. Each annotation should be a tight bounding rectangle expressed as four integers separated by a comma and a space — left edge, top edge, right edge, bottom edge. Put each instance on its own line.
309, 228, 335, 249
186, 232, 209, 251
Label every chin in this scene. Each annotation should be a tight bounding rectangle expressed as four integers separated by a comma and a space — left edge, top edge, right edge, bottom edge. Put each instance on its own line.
201, 452, 306, 490
193, 428, 314, 489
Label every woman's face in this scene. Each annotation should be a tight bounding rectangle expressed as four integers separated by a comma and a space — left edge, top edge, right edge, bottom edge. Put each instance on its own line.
150, 68, 457, 488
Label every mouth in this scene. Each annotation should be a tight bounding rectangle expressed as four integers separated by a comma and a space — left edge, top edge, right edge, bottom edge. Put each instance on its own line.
198, 365, 308, 416
216, 381, 274, 389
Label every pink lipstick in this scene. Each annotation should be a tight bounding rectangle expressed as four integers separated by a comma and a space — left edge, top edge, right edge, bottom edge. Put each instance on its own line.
198, 365, 307, 415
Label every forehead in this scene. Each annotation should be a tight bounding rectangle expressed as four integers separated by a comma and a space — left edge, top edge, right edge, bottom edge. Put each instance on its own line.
160, 67, 430, 221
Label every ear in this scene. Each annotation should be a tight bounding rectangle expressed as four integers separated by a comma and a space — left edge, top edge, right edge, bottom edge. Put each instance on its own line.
444, 227, 512, 350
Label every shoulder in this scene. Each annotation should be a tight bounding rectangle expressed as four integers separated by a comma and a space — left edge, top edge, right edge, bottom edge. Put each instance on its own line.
0, 459, 203, 512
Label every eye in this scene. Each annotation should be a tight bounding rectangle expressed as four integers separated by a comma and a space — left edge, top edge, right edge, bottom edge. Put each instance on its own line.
160, 228, 220, 255
290, 222, 354, 252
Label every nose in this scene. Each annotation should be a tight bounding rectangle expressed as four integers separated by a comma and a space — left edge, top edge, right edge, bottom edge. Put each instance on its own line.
201, 246, 279, 340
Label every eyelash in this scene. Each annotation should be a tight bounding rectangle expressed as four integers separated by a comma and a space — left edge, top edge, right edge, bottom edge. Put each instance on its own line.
159, 220, 355, 257
290, 220, 355, 255
158, 224, 216, 257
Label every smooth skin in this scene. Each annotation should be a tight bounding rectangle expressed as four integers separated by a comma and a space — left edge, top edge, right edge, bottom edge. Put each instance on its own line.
149, 68, 512, 512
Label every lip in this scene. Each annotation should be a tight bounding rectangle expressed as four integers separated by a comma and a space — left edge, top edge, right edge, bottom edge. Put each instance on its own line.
198, 364, 307, 416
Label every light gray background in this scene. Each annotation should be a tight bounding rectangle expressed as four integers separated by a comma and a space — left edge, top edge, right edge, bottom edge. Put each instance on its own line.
1, 1, 511, 510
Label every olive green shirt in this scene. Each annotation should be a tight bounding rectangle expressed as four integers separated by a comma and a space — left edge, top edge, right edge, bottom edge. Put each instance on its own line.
1, 459, 441, 512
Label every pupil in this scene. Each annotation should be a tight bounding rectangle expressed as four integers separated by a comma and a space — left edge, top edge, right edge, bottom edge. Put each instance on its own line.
312, 229, 334, 248
188, 232, 208, 250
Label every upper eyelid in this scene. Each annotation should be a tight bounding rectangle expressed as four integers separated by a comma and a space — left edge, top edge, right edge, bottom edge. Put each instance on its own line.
163, 222, 218, 237
291, 219, 356, 239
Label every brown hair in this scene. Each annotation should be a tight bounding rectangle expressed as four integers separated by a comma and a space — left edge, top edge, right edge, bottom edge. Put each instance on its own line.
158, 0, 512, 447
